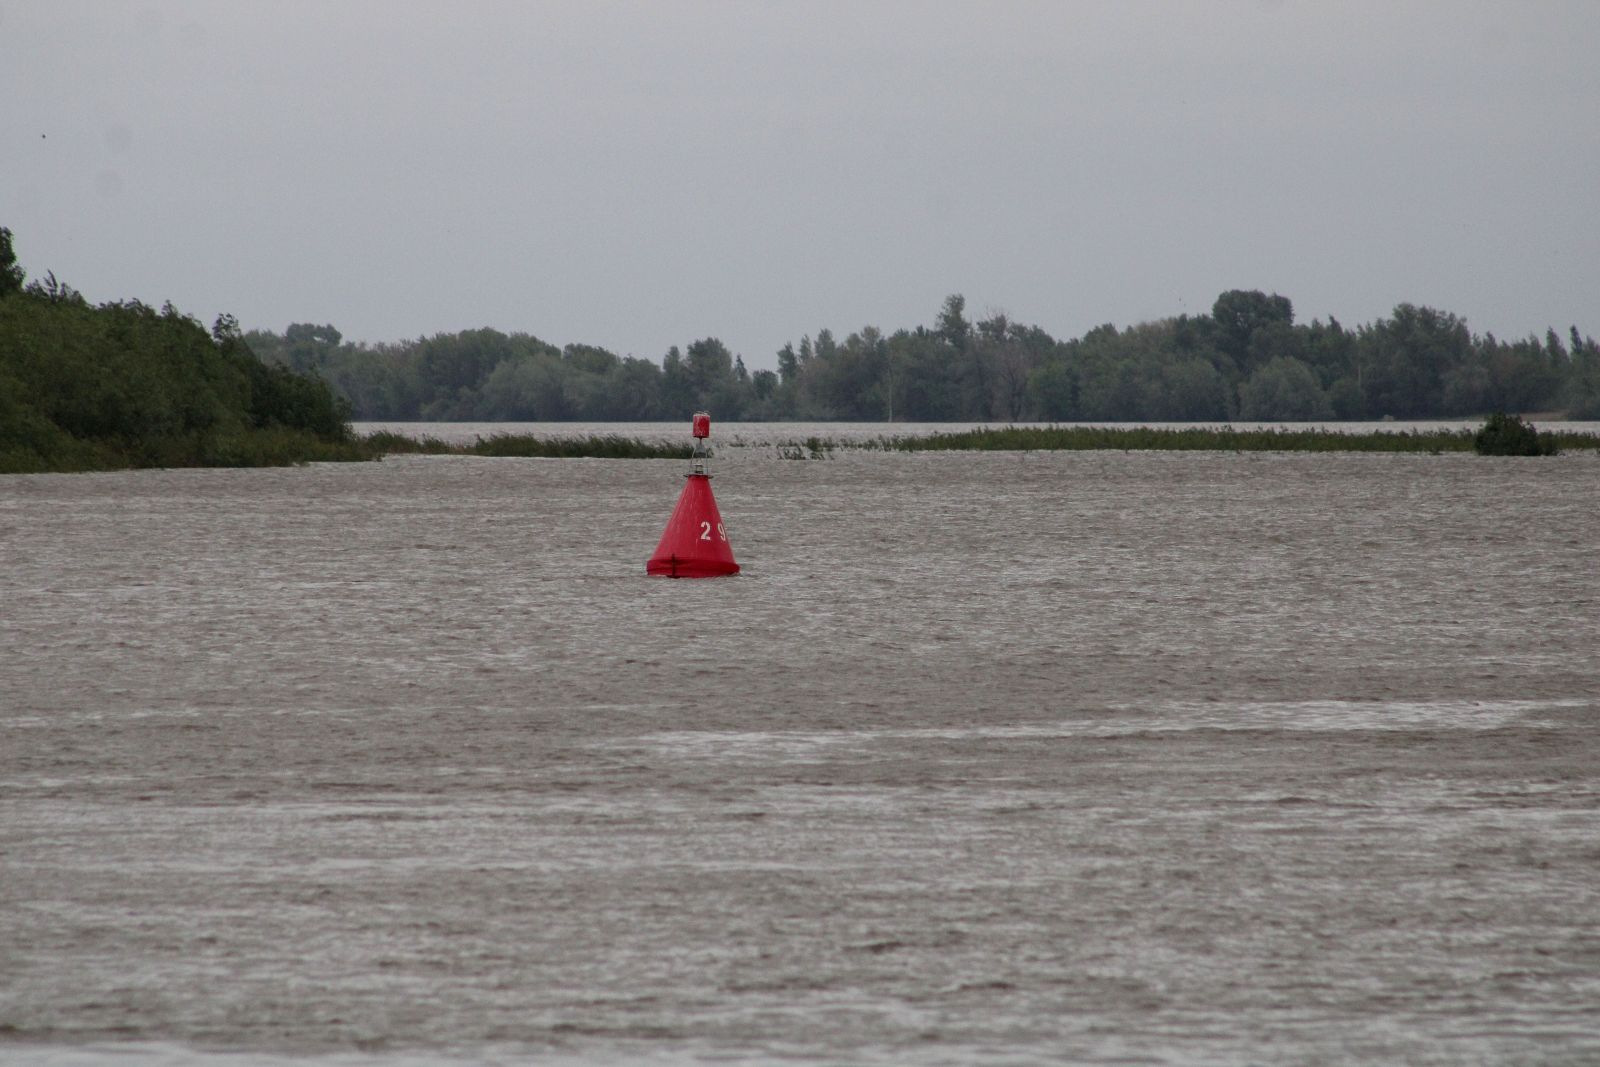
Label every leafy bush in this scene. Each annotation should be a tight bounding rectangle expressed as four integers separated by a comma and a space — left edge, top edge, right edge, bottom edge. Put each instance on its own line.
243, 356, 352, 439
1472, 413, 1558, 456
0, 240, 357, 473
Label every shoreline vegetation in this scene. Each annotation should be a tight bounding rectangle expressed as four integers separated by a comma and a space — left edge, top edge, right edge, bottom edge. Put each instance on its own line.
4, 226, 1598, 473
2, 227, 357, 475
354, 419, 1598, 463
246, 293, 1600, 427
363, 431, 694, 460
13, 419, 1594, 473
887, 419, 1597, 456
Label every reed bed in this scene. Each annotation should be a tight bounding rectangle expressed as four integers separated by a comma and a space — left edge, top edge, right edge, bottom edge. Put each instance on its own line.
359, 430, 691, 460
355, 424, 1600, 461
884, 425, 1600, 454
471, 433, 693, 459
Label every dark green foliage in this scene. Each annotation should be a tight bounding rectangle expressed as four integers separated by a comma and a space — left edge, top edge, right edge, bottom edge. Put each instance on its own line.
0, 227, 24, 297
1212, 289, 1294, 372
244, 289, 1598, 425
1565, 327, 1600, 419
0, 231, 355, 473
1238, 358, 1335, 421
1472, 413, 1559, 456
11, 223, 1600, 441
243, 357, 352, 439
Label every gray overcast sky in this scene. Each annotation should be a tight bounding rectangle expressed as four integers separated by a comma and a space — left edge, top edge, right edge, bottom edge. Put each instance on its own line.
4, 1, 1597, 369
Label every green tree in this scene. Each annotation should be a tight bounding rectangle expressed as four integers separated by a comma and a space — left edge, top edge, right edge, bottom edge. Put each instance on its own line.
684, 337, 735, 401
890, 328, 963, 419
1358, 304, 1472, 418
1566, 330, 1600, 419
414, 328, 528, 414
0, 227, 24, 297
659, 346, 694, 416
606, 357, 667, 419
1211, 289, 1294, 373
1027, 358, 1080, 420
936, 294, 970, 349
1, 255, 352, 472
479, 357, 559, 419
1149, 358, 1231, 420
1237, 357, 1334, 420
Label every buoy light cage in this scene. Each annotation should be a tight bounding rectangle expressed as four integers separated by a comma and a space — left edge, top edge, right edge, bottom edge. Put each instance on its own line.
690, 411, 711, 475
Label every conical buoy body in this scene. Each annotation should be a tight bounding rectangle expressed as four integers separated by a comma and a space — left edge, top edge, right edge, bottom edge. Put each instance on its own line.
646, 474, 739, 578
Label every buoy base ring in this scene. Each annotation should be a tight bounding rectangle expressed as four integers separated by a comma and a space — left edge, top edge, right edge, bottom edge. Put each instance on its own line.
645, 552, 740, 578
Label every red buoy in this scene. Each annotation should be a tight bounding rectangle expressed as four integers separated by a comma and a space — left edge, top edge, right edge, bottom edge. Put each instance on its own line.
646, 413, 740, 578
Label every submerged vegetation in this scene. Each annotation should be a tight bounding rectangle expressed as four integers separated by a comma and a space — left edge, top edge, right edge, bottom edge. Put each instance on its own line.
775, 436, 836, 460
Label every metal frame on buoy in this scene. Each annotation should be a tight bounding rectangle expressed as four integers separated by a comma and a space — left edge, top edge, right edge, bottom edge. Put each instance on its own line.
689, 410, 711, 476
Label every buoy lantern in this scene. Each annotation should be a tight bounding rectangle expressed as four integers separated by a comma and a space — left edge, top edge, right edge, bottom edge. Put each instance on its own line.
646, 412, 740, 578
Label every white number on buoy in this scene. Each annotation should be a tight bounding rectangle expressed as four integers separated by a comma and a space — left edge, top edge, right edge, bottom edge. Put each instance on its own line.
717, 522, 727, 541
699, 521, 712, 541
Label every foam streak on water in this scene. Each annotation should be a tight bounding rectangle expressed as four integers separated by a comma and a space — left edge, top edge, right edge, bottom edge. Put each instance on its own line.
2, 449, 1599, 1065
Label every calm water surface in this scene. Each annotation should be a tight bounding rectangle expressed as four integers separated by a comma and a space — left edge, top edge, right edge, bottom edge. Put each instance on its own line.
2, 448, 1598, 1065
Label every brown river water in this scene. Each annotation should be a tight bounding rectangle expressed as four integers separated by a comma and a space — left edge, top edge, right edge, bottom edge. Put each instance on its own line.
2, 443, 1599, 1065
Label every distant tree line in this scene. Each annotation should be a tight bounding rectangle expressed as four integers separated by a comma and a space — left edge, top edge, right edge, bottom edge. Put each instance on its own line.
1, 227, 356, 473
246, 291, 1600, 423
